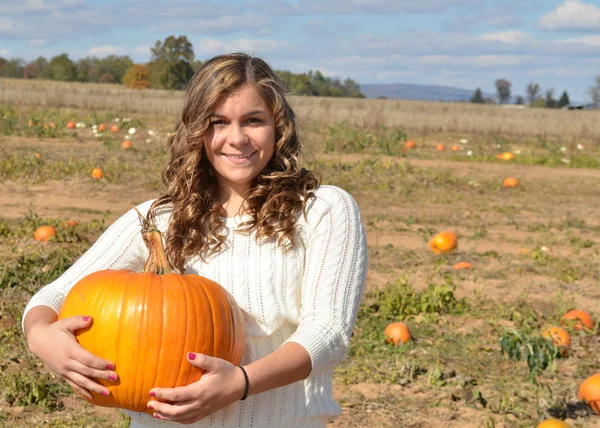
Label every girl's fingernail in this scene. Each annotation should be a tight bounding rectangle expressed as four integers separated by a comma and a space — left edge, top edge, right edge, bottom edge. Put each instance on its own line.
109, 374, 117, 381
106, 363, 115, 370
101, 390, 109, 396
83, 316, 91, 321
188, 352, 196, 360
149, 391, 156, 397
148, 405, 153, 410
153, 414, 162, 419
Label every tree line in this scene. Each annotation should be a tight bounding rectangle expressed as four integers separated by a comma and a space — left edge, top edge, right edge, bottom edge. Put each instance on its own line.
0, 35, 365, 98
471, 77, 600, 108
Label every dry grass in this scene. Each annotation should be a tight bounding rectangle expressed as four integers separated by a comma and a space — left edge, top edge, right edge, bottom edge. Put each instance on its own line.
2, 78, 600, 144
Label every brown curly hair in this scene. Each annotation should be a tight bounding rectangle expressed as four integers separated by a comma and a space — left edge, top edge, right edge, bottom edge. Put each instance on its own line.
149, 53, 320, 270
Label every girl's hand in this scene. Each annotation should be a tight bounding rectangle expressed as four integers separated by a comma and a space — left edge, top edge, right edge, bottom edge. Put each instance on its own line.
26, 315, 118, 400
148, 353, 246, 424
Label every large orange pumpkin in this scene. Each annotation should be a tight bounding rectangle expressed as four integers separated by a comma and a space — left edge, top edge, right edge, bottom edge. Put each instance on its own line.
384, 322, 411, 346
542, 326, 571, 356
405, 140, 416, 149
58, 210, 246, 415
561, 309, 594, 331
91, 168, 103, 179
579, 373, 600, 414
429, 231, 457, 254
34, 225, 57, 242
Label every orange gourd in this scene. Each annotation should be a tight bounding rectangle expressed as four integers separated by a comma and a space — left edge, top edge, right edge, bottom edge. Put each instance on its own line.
503, 177, 519, 188
451, 145, 459, 151
579, 373, 600, 414
537, 419, 570, 428
121, 140, 132, 149
64, 220, 78, 228
429, 231, 457, 254
561, 310, 594, 331
111, 125, 119, 133
384, 322, 411, 346
66, 121, 76, 129
496, 152, 515, 161
58, 210, 245, 414
453, 261, 472, 270
405, 140, 416, 149
98, 123, 106, 132
34, 225, 57, 242
542, 326, 571, 356
435, 144, 445, 152
91, 168, 103, 179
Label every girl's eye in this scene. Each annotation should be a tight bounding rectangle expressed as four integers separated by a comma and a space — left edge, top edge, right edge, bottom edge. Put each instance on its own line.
209, 120, 225, 127
247, 117, 261, 124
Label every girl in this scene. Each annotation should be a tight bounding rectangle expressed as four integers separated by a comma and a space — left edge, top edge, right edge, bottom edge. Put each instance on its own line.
23, 53, 367, 427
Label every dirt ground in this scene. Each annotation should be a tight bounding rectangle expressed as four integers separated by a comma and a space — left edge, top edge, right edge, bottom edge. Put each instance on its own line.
3, 134, 600, 427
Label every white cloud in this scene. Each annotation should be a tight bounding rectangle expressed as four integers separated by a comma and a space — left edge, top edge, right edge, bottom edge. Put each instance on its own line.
0, 49, 10, 57
87, 45, 126, 57
420, 54, 533, 67
561, 35, 600, 46
135, 45, 150, 54
538, 0, 600, 31
194, 38, 294, 56
27, 39, 50, 47
479, 30, 534, 44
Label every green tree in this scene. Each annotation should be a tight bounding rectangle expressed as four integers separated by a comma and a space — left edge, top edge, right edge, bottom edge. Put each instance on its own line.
47, 54, 76, 81
23, 57, 48, 79
526, 82, 541, 106
0, 57, 25, 78
588, 76, 600, 108
558, 91, 570, 108
495, 78, 512, 104
515, 95, 525, 105
545, 88, 556, 108
470, 88, 484, 103
149, 35, 195, 89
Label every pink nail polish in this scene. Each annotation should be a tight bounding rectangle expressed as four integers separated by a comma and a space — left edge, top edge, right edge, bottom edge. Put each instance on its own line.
148, 405, 153, 410
106, 363, 115, 370
109, 374, 117, 381
188, 352, 196, 360
83, 316, 91, 321
149, 391, 156, 397
101, 390, 109, 396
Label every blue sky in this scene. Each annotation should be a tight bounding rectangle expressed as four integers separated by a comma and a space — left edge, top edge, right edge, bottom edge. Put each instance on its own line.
1, 0, 600, 101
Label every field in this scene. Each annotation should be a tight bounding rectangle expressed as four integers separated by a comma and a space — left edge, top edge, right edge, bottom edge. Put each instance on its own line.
1, 79, 600, 427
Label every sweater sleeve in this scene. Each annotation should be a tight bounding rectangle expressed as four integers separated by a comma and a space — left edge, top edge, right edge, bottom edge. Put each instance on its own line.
21, 200, 157, 333
284, 185, 368, 378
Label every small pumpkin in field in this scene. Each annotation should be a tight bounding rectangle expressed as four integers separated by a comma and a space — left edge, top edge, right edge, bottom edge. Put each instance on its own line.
579, 373, 600, 414
91, 168, 103, 179
537, 419, 570, 428
111, 125, 119, 133
34, 225, 57, 242
121, 140, 132, 149
503, 177, 519, 188
429, 231, 457, 254
435, 144, 445, 152
561, 309, 594, 331
384, 322, 411, 346
64, 220, 78, 228
34, 153, 41, 160
98, 123, 106, 132
58, 209, 246, 414
496, 152, 515, 161
453, 261, 472, 270
66, 121, 76, 129
542, 326, 571, 356
451, 144, 460, 151
405, 140, 416, 149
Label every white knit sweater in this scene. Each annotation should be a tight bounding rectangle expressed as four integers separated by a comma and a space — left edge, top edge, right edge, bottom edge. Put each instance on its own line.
22, 185, 368, 427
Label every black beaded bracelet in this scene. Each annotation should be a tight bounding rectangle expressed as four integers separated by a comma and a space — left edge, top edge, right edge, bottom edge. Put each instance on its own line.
239, 366, 249, 401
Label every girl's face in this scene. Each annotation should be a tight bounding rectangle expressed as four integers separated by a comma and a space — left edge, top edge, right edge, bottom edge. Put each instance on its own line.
205, 84, 276, 196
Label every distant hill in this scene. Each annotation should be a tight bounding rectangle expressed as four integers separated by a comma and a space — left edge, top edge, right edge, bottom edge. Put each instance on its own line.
359, 83, 496, 102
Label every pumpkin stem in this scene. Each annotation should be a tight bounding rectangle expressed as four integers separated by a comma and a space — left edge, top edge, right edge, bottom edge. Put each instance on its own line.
133, 206, 173, 275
